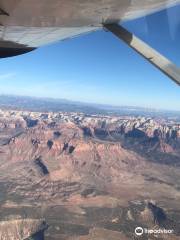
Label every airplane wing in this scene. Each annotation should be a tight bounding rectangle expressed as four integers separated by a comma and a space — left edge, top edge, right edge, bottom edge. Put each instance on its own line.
0, 0, 179, 56
0, 0, 180, 84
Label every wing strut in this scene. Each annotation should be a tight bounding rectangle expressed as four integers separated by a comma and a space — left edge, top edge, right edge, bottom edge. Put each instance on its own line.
104, 23, 180, 86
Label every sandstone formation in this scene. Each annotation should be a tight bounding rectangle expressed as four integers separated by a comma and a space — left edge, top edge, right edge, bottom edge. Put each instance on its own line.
0, 110, 179, 239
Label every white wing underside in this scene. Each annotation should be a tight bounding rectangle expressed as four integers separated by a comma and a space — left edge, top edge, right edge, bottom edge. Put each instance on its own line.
0, 0, 180, 48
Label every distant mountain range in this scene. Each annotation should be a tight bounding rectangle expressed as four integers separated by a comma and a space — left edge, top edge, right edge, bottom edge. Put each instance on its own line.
0, 94, 180, 118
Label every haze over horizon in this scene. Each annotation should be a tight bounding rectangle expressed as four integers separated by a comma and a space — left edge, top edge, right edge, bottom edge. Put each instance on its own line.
0, 4, 180, 110
1, 94, 180, 114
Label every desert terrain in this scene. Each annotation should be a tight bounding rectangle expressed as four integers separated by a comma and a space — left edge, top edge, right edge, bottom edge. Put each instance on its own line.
0, 109, 180, 239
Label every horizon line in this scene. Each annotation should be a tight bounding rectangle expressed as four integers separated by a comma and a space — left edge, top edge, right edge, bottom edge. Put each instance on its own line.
0, 93, 180, 113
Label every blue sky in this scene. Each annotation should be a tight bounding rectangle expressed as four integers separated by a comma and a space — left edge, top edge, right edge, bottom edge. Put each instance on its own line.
0, 4, 180, 110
